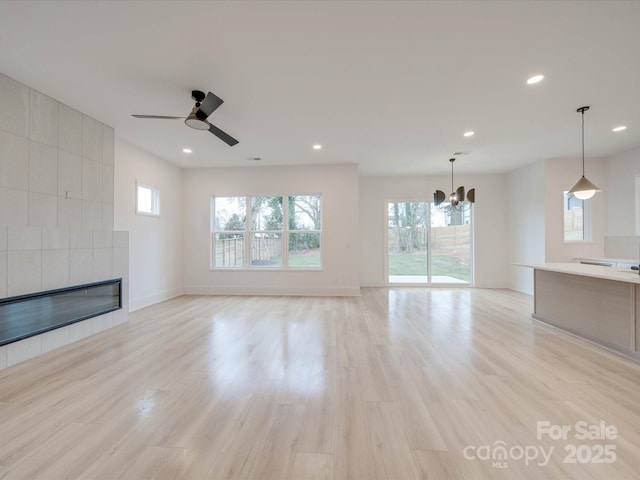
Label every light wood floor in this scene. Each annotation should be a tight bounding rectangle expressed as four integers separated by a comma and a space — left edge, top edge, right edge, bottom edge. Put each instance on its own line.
1, 288, 640, 479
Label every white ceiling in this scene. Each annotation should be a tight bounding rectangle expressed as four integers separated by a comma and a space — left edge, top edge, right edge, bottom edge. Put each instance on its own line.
1, 0, 639, 175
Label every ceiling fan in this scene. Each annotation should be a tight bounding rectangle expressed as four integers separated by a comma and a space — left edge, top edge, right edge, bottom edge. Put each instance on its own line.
132, 90, 239, 146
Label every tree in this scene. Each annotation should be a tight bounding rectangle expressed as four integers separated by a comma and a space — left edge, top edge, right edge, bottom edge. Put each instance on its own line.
220, 213, 244, 239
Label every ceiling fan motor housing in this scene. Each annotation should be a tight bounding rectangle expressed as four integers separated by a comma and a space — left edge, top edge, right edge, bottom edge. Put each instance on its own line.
191, 90, 206, 105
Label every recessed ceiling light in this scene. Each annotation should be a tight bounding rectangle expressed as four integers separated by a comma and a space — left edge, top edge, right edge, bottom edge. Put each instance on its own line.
612, 125, 627, 132
527, 74, 544, 85
313, 144, 322, 150
182, 148, 192, 153
463, 131, 474, 137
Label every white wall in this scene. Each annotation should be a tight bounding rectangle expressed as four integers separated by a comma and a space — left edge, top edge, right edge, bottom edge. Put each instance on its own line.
543, 156, 606, 262
114, 140, 183, 310
506, 156, 607, 294
604, 146, 640, 236
507, 160, 545, 294
359, 173, 509, 288
182, 164, 360, 296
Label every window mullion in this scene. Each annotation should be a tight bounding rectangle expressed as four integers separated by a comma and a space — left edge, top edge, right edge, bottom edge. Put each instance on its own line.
246, 196, 251, 268
283, 196, 289, 269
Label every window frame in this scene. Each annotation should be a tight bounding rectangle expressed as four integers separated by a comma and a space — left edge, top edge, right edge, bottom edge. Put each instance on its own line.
563, 190, 592, 243
136, 181, 160, 217
211, 194, 322, 270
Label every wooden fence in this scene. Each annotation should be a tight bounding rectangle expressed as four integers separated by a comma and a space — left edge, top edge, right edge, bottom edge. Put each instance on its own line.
388, 225, 471, 253
214, 236, 282, 267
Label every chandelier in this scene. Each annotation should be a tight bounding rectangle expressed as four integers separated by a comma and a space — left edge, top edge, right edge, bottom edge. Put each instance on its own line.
433, 158, 475, 212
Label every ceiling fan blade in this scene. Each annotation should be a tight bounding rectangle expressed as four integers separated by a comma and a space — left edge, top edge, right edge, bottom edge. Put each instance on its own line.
196, 92, 224, 120
207, 122, 239, 146
132, 115, 185, 119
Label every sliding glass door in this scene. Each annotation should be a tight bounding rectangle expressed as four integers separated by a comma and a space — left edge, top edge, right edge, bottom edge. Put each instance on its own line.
387, 201, 472, 285
387, 202, 429, 283
429, 204, 472, 284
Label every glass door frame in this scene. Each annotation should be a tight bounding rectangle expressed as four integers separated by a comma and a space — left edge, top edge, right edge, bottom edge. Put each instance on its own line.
384, 199, 474, 286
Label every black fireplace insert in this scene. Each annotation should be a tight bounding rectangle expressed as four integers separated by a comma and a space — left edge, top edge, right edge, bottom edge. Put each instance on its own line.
0, 278, 121, 346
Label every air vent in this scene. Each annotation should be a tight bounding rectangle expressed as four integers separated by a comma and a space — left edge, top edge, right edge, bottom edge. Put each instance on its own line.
452, 151, 471, 156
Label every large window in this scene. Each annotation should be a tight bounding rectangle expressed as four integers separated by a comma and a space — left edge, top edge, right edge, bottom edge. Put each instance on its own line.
563, 191, 591, 242
212, 194, 321, 269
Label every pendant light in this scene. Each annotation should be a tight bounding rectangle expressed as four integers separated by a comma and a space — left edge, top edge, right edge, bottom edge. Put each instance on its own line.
568, 106, 601, 200
434, 158, 475, 212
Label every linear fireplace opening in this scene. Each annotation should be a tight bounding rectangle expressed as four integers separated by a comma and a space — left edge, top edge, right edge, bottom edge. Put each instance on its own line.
0, 279, 122, 346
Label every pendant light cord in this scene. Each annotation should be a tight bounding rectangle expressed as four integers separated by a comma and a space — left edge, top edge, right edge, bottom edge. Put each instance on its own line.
581, 108, 585, 177
451, 159, 454, 194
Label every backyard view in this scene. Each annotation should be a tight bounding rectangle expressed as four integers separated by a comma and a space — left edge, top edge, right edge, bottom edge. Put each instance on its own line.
213, 195, 321, 268
388, 202, 472, 284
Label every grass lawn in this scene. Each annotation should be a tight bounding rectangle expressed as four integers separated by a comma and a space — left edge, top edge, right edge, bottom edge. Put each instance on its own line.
253, 251, 321, 267
388, 253, 471, 282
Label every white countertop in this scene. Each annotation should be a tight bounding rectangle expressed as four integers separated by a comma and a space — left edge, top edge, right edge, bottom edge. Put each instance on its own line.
519, 262, 640, 284
574, 257, 638, 265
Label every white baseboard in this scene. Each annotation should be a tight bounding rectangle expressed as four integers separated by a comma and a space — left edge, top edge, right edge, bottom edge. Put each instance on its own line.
129, 287, 184, 312
183, 285, 361, 297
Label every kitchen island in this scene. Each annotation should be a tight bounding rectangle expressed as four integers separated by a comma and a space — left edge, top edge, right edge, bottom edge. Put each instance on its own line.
526, 263, 640, 361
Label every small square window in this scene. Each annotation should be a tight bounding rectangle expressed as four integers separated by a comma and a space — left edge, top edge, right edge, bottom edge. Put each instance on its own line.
136, 182, 160, 216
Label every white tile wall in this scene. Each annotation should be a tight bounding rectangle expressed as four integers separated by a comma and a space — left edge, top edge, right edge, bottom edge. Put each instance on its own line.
82, 158, 102, 202
8, 250, 42, 296
0, 225, 6, 298
93, 312, 113, 334
0, 250, 6, 298
43, 228, 69, 250
0, 72, 128, 371
102, 125, 114, 165
69, 319, 94, 343
28, 192, 58, 227
0, 187, 28, 226
29, 90, 58, 148
0, 344, 7, 369
58, 151, 82, 198
93, 248, 113, 281
605, 236, 640, 260
102, 204, 114, 231
41, 326, 70, 354
0, 129, 29, 190
42, 249, 70, 290
82, 200, 102, 230
102, 164, 114, 204
0, 73, 115, 230
70, 248, 93, 285
58, 197, 82, 229
0, 73, 29, 137
7, 335, 42, 366
58, 103, 82, 155
0, 224, 6, 250
82, 115, 102, 162
93, 230, 112, 249
113, 308, 128, 326
8, 225, 42, 250
70, 229, 92, 249
29, 140, 58, 194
